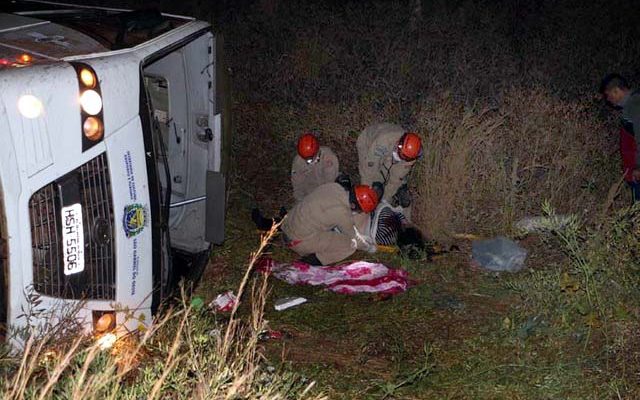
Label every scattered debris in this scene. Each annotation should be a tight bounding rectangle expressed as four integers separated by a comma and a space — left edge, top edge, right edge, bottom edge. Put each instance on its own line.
96, 333, 117, 351
471, 236, 528, 272
258, 330, 290, 341
517, 315, 545, 339
560, 272, 580, 293
377, 244, 399, 253
452, 233, 482, 241
274, 297, 308, 311
207, 328, 221, 340
209, 291, 237, 312
190, 296, 205, 311
515, 214, 572, 234
258, 257, 411, 295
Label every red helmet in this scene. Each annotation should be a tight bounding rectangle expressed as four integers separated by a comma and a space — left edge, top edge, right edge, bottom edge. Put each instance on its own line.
354, 185, 379, 213
297, 133, 320, 160
397, 132, 422, 161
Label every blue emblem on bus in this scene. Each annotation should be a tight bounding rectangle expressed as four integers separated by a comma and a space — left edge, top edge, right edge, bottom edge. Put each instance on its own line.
123, 203, 147, 238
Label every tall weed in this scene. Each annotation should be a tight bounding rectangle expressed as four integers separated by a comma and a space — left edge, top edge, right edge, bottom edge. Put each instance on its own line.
0, 227, 324, 400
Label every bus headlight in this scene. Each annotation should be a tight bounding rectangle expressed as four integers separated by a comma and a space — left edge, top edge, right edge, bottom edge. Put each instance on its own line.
83, 116, 104, 141
79, 90, 102, 115
72, 62, 104, 152
17, 95, 43, 119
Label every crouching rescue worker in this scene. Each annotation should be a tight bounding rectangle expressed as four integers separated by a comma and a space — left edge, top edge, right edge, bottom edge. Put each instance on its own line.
600, 74, 640, 202
357, 123, 423, 219
282, 182, 379, 265
291, 133, 340, 201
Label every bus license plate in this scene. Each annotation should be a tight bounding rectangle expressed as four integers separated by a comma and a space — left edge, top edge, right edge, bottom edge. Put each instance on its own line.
61, 203, 84, 276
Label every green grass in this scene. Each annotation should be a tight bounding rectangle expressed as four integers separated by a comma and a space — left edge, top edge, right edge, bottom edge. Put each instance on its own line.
200, 191, 638, 399
1, 186, 632, 399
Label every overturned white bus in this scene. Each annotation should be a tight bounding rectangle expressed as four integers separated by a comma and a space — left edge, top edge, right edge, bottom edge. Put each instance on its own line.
0, 1, 229, 340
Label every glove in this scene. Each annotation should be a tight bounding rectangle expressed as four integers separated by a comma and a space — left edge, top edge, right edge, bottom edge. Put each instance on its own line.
393, 185, 412, 208
353, 226, 376, 252
372, 181, 385, 200
335, 173, 352, 191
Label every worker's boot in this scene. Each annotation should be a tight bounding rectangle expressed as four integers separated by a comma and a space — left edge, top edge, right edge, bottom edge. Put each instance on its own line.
252, 208, 285, 231
299, 253, 322, 266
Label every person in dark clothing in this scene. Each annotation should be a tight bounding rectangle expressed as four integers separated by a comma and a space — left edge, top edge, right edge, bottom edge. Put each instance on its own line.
600, 73, 640, 202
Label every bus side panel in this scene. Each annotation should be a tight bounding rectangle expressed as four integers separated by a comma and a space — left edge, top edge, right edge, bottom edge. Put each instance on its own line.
105, 117, 153, 328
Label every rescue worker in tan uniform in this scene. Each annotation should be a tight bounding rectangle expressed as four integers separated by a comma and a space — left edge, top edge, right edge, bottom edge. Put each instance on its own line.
282, 183, 379, 265
357, 123, 422, 219
291, 133, 340, 201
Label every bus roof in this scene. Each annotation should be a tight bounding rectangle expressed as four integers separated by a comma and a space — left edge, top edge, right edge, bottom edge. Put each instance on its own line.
0, 1, 194, 67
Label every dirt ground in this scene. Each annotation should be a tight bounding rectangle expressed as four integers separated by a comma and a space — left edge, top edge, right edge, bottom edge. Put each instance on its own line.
194, 191, 630, 399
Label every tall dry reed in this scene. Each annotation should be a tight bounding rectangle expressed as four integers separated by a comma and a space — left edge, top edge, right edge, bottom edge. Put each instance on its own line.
0, 226, 324, 400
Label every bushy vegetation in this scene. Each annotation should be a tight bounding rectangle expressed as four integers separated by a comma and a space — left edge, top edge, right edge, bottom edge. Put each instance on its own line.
497, 202, 640, 398
9, 0, 640, 398
413, 90, 616, 240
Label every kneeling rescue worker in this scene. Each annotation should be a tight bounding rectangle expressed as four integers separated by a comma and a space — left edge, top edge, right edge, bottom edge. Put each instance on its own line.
291, 133, 340, 201
282, 182, 379, 265
357, 123, 422, 219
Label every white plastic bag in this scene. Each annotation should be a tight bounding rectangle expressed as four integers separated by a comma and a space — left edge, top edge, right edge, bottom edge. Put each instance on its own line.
472, 236, 527, 272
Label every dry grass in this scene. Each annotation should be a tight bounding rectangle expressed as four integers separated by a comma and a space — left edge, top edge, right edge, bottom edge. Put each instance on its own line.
234, 88, 616, 241
0, 226, 325, 400
223, 0, 629, 237
412, 99, 505, 240
412, 89, 616, 241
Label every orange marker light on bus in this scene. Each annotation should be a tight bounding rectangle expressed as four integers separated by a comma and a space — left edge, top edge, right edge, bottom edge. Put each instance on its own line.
83, 116, 104, 141
95, 313, 115, 333
17, 53, 32, 64
79, 68, 96, 88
